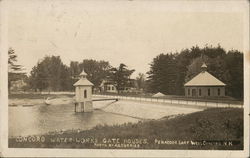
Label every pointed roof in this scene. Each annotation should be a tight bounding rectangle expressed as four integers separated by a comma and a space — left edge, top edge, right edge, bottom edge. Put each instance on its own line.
79, 70, 87, 77
184, 71, 226, 87
201, 63, 207, 68
152, 92, 165, 97
73, 69, 94, 86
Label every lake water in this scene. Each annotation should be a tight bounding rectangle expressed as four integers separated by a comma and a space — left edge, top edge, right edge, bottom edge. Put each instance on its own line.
9, 103, 139, 137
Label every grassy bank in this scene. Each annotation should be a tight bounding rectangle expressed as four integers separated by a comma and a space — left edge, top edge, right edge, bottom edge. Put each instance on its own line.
9, 108, 243, 150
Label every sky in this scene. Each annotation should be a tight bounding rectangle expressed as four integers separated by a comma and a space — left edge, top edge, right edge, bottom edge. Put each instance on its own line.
7, 0, 248, 78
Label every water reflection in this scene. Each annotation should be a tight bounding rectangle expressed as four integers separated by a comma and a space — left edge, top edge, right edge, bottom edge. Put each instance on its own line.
9, 103, 139, 137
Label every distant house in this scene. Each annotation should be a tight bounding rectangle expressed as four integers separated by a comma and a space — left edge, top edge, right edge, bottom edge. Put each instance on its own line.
100, 79, 118, 93
10, 79, 27, 91
184, 63, 226, 98
99, 79, 138, 93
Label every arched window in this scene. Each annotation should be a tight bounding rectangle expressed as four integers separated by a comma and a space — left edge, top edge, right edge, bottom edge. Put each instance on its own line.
84, 90, 87, 98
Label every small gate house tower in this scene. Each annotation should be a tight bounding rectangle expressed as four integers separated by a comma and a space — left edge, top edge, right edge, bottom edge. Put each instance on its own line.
73, 70, 94, 112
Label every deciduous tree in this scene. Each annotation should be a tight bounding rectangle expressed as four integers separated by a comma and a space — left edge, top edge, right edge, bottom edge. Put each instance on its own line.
28, 56, 71, 91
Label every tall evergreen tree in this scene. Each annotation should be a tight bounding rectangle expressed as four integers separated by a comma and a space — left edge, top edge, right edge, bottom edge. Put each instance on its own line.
224, 50, 243, 99
147, 53, 177, 94
109, 63, 135, 94
8, 47, 26, 92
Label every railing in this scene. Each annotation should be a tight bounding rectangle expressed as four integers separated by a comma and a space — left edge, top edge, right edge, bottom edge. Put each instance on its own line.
93, 94, 243, 108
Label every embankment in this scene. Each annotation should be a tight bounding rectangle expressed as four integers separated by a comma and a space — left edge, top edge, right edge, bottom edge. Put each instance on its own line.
96, 99, 203, 119
9, 108, 243, 150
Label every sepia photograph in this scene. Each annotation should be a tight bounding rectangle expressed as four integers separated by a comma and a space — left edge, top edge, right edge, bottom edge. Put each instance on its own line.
0, 0, 249, 157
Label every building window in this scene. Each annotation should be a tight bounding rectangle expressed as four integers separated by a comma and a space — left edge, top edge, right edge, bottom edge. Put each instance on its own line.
112, 86, 114, 90
208, 88, 210, 96
84, 90, 87, 98
107, 86, 110, 90
218, 88, 220, 96
199, 89, 201, 96
188, 89, 190, 96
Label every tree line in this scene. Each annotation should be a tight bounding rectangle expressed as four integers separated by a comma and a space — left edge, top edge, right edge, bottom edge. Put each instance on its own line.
146, 45, 243, 99
9, 45, 243, 99
26, 56, 135, 93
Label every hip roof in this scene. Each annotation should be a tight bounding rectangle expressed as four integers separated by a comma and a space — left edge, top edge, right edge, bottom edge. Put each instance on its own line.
73, 78, 94, 86
184, 71, 226, 87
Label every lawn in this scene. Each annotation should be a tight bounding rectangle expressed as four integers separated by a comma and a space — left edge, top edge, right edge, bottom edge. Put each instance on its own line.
9, 107, 243, 150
